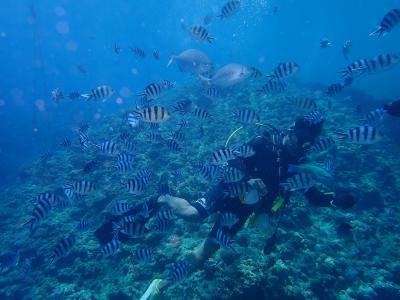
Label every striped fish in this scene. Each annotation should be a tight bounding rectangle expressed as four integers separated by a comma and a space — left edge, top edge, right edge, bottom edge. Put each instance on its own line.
96, 239, 122, 259
28, 192, 58, 206
361, 108, 387, 124
335, 125, 384, 144
136, 169, 152, 184
130, 47, 146, 58
205, 87, 221, 100
79, 123, 89, 132
216, 229, 236, 251
170, 131, 185, 142
166, 139, 181, 152
51, 88, 64, 102
113, 221, 147, 238
220, 212, 239, 228
167, 261, 191, 283
122, 178, 146, 195
49, 235, 76, 264
326, 83, 344, 96
64, 180, 95, 195
258, 80, 287, 94
340, 59, 371, 78
133, 247, 155, 262
59, 138, 72, 147
267, 62, 299, 80
192, 107, 212, 119
154, 217, 172, 233
342, 40, 352, 60
223, 167, 245, 183
119, 215, 136, 225
79, 132, 89, 151
304, 109, 325, 125
211, 148, 236, 165
96, 141, 119, 155
281, 173, 316, 192
218, 0, 241, 19
156, 209, 177, 221
287, 96, 317, 110
232, 109, 260, 124
127, 113, 141, 128
233, 145, 255, 158
124, 140, 137, 153
308, 137, 336, 154
115, 161, 133, 173
139, 82, 164, 101
248, 67, 263, 79
366, 53, 400, 73
153, 50, 160, 60
172, 100, 195, 115
226, 181, 251, 197
21, 196, 56, 232
77, 218, 89, 231
190, 25, 214, 43
117, 152, 134, 163
111, 202, 132, 216
370, 8, 400, 38
82, 85, 114, 101
199, 164, 223, 181
147, 131, 163, 142
134, 106, 171, 123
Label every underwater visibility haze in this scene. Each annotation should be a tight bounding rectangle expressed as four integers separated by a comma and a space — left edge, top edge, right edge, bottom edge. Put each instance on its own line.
1, 0, 400, 299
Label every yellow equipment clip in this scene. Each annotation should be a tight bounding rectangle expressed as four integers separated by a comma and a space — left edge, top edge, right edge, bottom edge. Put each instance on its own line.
271, 196, 285, 213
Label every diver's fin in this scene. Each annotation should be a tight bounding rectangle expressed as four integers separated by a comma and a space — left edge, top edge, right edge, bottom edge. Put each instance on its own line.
140, 278, 163, 300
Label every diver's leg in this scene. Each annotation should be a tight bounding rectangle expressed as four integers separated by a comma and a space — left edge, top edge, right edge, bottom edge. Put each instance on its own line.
140, 236, 219, 299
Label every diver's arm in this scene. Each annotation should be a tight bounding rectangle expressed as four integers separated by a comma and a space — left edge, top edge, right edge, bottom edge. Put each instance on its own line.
158, 195, 202, 222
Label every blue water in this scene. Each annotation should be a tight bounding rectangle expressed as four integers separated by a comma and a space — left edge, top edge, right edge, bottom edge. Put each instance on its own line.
1, 1, 400, 298
1, 0, 400, 187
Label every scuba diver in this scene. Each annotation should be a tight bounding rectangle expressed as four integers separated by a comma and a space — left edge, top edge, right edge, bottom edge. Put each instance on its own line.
94, 114, 356, 299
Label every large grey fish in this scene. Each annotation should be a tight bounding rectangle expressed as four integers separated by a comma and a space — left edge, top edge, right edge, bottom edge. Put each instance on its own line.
167, 49, 213, 75
200, 63, 251, 88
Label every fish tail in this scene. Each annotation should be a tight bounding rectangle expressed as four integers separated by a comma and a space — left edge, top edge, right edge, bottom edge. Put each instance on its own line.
207, 37, 215, 44
369, 27, 385, 38
21, 218, 35, 232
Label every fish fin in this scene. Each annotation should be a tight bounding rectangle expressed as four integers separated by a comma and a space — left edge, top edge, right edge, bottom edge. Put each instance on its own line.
287, 164, 298, 173
81, 94, 92, 101
369, 27, 385, 38
198, 74, 211, 84
207, 37, 215, 44
167, 56, 175, 67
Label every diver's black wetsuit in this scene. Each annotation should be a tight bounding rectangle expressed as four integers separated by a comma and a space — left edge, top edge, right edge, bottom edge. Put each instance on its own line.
384, 99, 400, 117
193, 134, 301, 238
